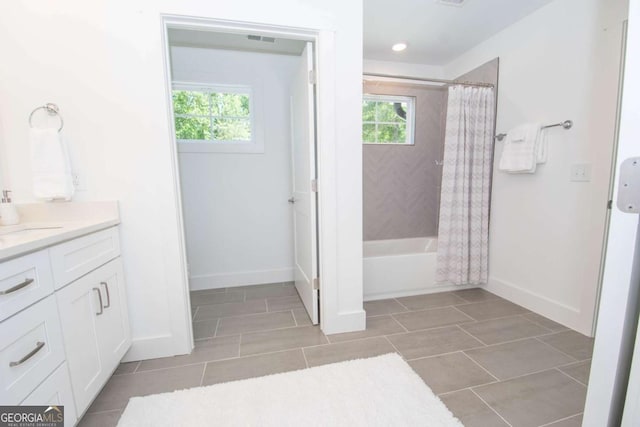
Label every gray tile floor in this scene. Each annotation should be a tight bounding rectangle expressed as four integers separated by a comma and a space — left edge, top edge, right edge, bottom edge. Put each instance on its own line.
79, 284, 594, 427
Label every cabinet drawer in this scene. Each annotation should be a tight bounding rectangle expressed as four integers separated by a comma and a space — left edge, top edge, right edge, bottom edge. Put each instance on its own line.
49, 227, 120, 289
22, 362, 77, 427
0, 250, 54, 322
0, 295, 65, 404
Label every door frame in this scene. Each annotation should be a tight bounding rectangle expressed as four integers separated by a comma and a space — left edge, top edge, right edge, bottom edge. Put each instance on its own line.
159, 15, 328, 352
590, 20, 629, 337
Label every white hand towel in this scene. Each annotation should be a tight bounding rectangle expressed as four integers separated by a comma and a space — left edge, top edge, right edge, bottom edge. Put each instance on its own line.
498, 123, 541, 173
29, 128, 75, 201
537, 128, 548, 164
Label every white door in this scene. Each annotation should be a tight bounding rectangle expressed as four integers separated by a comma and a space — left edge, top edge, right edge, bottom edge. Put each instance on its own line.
584, 1, 640, 424
620, 6, 640, 421
290, 42, 319, 325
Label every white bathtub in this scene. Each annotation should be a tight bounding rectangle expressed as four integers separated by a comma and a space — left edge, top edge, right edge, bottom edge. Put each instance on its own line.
363, 237, 449, 300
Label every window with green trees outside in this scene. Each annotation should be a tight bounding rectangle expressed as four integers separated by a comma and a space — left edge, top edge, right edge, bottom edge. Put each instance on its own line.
172, 84, 252, 143
362, 94, 415, 145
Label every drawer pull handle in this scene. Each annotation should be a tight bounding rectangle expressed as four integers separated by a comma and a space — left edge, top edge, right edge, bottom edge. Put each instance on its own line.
100, 282, 111, 308
9, 341, 45, 367
0, 278, 34, 295
93, 287, 104, 316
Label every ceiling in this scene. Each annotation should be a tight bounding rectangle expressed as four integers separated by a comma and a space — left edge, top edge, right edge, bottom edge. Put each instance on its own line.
168, 29, 307, 56
364, 0, 555, 65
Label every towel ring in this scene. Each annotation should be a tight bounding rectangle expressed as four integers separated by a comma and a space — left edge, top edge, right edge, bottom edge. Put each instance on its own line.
29, 103, 64, 132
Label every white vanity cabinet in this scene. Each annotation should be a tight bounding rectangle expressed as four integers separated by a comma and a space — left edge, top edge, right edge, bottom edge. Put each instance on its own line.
0, 225, 130, 426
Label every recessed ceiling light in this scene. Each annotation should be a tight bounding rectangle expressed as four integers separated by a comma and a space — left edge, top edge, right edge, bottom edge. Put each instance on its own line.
392, 43, 407, 52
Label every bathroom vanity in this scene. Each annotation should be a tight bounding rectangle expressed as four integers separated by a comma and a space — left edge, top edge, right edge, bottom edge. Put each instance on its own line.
0, 202, 129, 426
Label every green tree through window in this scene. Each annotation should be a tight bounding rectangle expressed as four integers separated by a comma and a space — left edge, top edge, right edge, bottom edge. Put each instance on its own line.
172, 86, 252, 142
363, 94, 414, 145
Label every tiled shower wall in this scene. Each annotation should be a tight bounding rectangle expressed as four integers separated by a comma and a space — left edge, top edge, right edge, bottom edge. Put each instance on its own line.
363, 81, 447, 241
363, 58, 499, 241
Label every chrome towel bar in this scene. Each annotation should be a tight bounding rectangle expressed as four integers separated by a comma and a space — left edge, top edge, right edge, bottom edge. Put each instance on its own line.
495, 120, 573, 142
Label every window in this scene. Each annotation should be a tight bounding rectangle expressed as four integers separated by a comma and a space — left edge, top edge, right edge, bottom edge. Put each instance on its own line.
172, 83, 262, 153
362, 94, 415, 145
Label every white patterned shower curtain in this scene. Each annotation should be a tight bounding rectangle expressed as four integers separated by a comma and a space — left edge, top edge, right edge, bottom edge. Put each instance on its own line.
436, 85, 495, 285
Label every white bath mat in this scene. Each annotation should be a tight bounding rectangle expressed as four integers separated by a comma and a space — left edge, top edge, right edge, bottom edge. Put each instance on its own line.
118, 353, 463, 427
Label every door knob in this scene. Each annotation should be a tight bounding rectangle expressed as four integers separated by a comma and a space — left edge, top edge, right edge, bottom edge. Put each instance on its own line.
288, 197, 296, 204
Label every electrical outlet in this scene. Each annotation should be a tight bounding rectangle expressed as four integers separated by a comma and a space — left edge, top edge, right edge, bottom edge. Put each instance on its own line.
570, 163, 592, 182
72, 172, 88, 191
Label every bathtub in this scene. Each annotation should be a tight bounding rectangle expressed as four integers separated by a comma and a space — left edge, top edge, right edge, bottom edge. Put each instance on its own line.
364, 237, 453, 300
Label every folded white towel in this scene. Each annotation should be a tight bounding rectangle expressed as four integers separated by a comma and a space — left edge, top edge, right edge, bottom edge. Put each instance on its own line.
29, 128, 75, 201
498, 123, 541, 173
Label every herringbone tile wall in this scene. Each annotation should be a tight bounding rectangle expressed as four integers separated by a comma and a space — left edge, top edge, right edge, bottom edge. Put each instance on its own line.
363, 81, 447, 240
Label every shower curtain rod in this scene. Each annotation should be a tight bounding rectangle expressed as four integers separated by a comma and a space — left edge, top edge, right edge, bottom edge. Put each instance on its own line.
363, 72, 495, 88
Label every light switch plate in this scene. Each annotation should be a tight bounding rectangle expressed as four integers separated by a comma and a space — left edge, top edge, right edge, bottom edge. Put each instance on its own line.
570, 163, 592, 182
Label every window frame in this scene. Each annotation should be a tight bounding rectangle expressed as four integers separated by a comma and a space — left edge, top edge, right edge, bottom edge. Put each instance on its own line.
172, 82, 263, 154
362, 94, 416, 146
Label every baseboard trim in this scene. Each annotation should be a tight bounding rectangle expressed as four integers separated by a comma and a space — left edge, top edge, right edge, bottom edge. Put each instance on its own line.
189, 268, 295, 290
364, 283, 478, 302
322, 309, 366, 335
122, 335, 187, 362
487, 276, 586, 333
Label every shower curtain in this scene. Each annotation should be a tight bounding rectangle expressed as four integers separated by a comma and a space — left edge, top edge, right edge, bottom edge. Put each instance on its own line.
436, 85, 495, 285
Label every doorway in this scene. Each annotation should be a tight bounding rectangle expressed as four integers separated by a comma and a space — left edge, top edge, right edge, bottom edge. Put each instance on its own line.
163, 24, 320, 345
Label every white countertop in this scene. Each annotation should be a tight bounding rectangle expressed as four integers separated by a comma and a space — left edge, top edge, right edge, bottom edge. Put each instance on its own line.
0, 201, 120, 261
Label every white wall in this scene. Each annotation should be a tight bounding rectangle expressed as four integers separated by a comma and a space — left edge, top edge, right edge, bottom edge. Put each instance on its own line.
0, 0, 364, 359
364, 59, 444, 79
172, 47, 296, 289
445, 0, 628, 335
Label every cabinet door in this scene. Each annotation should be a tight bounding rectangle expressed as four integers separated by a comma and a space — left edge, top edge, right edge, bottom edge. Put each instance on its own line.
55, 273, 105, 415
56, 258, 131, 417
94, 259, 131, 370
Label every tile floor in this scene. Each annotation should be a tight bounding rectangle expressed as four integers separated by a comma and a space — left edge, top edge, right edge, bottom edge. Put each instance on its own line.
79, 283, 594, 427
